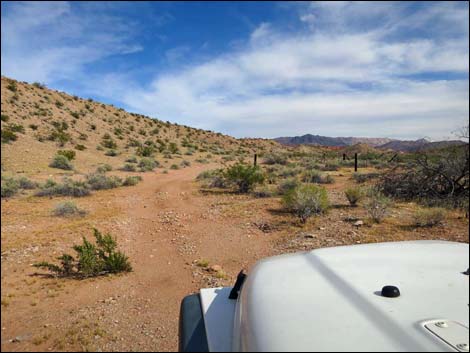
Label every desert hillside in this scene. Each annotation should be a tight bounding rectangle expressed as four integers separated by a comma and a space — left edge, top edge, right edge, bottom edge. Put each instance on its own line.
1, 76, 278, 175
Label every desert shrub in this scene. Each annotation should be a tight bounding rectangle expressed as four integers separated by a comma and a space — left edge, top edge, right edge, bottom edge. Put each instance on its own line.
1, 114, 10, 122
181, 160, 191, 168
197, 169, 228, 188
18, 177, 37, 190
302, 170, 334, 184
33, 82, 45, 89
282, 184, 329, 223
168, 142, 179, 154
320, 162, 340, 171
344, 187, 363, 206
277, 178, 301, 195
49, 154, 73, 170
1, 129, 18, 143
123, 176, 142, 186
263, 152, 288, 165
195, 158, 209, 164
86, 173, 122, 190
353, 172, 380, 183
3, 123, 24, 135
6, 81, 17, 92
37, 178, 90, 197
28, 124, 39, 130
1, 176, 20, 198
278, 166, 302, 178
413, 208, 446, 227
379, 148, 469, 208
120, 163, 136, 172
34, 228, 132, 278
253, 185, 274, 198
364, 189, 392, 223
52, 201, 86, 217
96, 164, 112, 173
225, 163, 264, 193
57, 149, 76, 161
138, 158, 158, 172
75, 144, 86, 151
170, 164, 180, 170
136, 145, 154, 157
47, 130, 71, 146
126, 156, 138, 164
101, 135, 117, 149
105, 149, 119, 157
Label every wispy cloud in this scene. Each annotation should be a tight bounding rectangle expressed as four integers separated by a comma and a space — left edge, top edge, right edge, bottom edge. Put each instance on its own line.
1, 1, 142, 83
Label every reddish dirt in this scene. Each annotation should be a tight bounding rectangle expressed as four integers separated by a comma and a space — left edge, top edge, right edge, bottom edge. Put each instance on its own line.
1, 165, 289, 351
1, 165, 468, 352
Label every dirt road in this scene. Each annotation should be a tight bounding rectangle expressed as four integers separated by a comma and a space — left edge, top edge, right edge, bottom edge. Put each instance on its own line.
1, 165, 288, 351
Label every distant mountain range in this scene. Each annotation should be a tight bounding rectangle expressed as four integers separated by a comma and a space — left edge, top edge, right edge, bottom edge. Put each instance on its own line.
274, 134, 467, 152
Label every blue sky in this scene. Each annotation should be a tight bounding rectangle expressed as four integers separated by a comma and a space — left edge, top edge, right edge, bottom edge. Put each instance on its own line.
1, 1, 469, 140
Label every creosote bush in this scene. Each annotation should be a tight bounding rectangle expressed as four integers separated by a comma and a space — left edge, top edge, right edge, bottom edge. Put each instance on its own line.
138, 158, 158, 172
53, 201, 86, 217
224, 163, 265, 193
36, 178, 90, 197
364, 189, 392, 223
34, 228, 132, 278
1, 176, 19, 198
282, 184, 329, 223
86, 172, 122, 190
413, 208, 446, 227
123, 176, 142, 186
49, 154, 73, 170
344, 187, 363, 206
57, 149, 76, 161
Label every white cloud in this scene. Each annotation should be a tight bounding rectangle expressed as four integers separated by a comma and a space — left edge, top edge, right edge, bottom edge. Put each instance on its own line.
1, 1, 142, 83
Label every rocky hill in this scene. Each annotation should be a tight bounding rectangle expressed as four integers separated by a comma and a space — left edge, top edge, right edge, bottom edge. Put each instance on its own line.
1, 76, 278, 175
274, 134, 395, 147
274, 133, 466, 152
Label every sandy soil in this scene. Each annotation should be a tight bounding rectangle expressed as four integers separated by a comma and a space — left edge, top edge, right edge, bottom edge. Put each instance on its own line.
1, 165, 468, 352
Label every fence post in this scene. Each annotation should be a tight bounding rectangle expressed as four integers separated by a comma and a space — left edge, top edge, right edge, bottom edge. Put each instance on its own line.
343, 153, 346, 161
254, 153, 257, 166
354, 153, 358, 172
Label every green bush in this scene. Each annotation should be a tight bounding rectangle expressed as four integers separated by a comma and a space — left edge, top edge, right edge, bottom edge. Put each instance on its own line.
1, 176, 20, 198
136, 145, 154, 157
96, 164, 112, 173
86, 173, 122, 190
263, 152, 288, 165
18, 177, 37, 190
138, 158, 158, 172
125, 156, 138, 164
302, 170, 334, 184
196, 169, 227, 188
170, 164, 180, 170
282, 184, 329, 223
364, 189, 392, 223
413, 208, 446, 227
1, 129, 18, 143
57, 150, 76, 161
123, 176, 142, 186
105, 149, 119, 157
52, 201, 86, 217
1, 114, 9, 122
75, 144, 86, 151
224, 163, 264, 193
101, 135, 117, 149
181, 160, 191, 168
36, 178, 90, 197
34, 228, 132, 278
277, 178, 301, 195
120, 163, 137, 172
49, 154, 73, 170
345, 187, 363, 206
